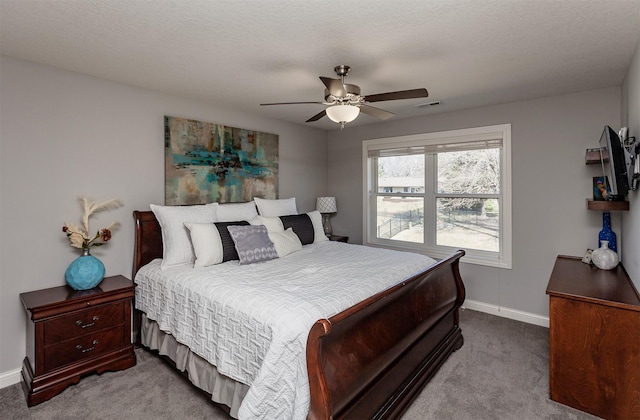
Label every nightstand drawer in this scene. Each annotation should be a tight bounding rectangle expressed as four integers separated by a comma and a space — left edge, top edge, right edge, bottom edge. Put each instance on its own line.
44, 327, 125, 373
44, 302, 125, 346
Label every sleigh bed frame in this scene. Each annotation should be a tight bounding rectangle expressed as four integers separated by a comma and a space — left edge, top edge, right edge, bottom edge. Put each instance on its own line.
132, 210, 466, 420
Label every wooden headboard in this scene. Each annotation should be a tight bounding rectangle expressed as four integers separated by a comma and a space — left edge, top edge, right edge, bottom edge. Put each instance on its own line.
132, 211, 163, 280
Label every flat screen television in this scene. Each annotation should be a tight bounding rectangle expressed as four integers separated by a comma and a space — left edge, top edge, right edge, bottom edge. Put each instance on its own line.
599, 125, 630, 200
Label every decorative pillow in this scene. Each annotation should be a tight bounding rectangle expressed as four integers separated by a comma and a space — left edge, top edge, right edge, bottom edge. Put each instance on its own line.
254, 197, 297, 217
279, 211, 328, 245
150, 203, 218, 269
279, 214, 315, 245
249, 215, 285, 232
183, 220, 250, 267
217, 202, 258, 222
268, 228, 303, 258
227, 225, 278, 265
307, 210, 329, 243
215, 221, 250, 262
184, 223, 224, 267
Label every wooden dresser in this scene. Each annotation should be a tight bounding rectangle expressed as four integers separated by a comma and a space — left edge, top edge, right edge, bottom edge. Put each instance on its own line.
20, 275, 136, 406
546, 255, 640, 419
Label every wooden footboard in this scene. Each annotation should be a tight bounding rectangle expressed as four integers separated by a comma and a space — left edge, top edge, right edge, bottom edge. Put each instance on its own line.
306, 250, 465, 420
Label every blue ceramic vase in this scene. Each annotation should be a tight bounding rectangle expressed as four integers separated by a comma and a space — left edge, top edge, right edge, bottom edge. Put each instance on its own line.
65, 248, 105, 290
598, 212, 617, 252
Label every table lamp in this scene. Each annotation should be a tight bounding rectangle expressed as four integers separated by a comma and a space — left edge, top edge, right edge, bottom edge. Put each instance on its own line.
316, 197, 337, 236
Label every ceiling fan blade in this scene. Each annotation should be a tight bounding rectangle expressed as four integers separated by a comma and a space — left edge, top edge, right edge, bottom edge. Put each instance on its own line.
260, 101, 323, 106
320, 76, 347, 97
359, 105, 394, 120
306, 110, 327, 122
364, 88, 429, 103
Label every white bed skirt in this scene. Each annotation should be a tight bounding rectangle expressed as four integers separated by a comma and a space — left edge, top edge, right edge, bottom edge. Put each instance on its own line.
141, 314, 249, 418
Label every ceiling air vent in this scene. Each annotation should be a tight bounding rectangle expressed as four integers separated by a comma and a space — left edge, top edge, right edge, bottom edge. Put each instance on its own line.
414, 100, 441, 108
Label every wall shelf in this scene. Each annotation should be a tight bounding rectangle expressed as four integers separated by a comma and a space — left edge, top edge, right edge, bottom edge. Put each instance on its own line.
586, 199, 629, 211
585, 148, 608, 165
585, 148, 628, 210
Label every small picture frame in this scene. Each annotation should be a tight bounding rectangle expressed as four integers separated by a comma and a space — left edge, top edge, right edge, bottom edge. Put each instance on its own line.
582, 249, 593, 264
592, 176, 610, 201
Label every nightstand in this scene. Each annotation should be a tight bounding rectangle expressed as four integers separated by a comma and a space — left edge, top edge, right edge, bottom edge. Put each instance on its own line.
329, 234, 349, 243
20, 275, 136, 406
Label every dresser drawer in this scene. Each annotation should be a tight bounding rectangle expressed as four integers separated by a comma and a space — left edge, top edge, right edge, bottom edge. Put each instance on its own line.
44, 327, 125, 373
44, 302, 125, 345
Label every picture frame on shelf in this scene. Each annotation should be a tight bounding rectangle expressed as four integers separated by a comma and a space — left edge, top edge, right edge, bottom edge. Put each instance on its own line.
592, 176, 610, 201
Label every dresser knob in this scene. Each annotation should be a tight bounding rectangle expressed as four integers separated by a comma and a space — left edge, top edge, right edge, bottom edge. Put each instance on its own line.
76, 340, 98, 353
76, 316, 99, 329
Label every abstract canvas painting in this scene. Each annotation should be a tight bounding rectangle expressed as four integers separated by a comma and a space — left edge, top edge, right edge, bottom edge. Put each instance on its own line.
164, 116, 279, 205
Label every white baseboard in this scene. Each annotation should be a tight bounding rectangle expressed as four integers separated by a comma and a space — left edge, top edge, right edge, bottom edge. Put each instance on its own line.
462, 299, 549, 328
0, 367, 22, 389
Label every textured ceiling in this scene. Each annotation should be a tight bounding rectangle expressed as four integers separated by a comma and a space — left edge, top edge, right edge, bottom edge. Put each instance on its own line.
1, 0, 639, 130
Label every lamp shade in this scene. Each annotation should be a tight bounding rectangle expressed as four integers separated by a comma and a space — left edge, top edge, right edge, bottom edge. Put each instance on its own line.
316, 197, 337, 213
325, 105, 360, 124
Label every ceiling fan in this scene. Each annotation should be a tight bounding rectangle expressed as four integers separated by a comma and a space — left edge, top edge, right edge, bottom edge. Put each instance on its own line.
260, 65, 429, 128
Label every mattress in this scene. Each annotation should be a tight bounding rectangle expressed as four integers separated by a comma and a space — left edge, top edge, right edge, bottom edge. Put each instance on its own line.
134, 240, 437, 419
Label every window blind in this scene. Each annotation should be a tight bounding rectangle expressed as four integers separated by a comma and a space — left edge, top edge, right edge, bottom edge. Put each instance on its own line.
367, 138, 502, 158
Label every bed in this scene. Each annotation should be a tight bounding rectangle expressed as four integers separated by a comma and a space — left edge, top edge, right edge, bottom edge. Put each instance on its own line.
132, 208, 465, 420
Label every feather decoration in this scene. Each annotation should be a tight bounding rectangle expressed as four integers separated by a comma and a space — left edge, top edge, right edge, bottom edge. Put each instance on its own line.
80, 197, 123, 234
63, 197, 123, 249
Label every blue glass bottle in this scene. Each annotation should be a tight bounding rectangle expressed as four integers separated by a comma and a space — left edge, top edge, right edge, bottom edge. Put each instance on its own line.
598, 212, 617, 252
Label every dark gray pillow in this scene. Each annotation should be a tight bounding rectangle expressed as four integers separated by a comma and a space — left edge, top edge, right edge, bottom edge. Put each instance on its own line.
215, 221, 250, 262
279, 214, 315, 245
226, 225, 278, 265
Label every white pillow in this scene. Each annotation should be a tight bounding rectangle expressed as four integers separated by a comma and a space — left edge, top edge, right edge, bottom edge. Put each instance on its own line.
307, 210, 329, 243
216, 202, 258, 222
184, 223, 224, 267
150, 203, 218, 269
268, 228, 303, 258
254, 197, 297, 217
249, 215, 285, 232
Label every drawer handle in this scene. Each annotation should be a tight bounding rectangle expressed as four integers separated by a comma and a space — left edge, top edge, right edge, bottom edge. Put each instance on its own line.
75, 316, 99, 329
76, 340, 98, 353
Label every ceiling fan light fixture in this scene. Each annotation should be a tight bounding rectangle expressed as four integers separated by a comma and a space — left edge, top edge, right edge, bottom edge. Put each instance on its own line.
259, 65, 428, 127
325, 104, 360, 125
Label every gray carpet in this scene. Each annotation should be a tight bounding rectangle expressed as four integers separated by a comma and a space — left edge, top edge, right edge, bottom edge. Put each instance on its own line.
0, 309, 599, 419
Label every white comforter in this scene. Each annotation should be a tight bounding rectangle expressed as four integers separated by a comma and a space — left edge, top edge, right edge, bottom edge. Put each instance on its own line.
135, 241, 436, 420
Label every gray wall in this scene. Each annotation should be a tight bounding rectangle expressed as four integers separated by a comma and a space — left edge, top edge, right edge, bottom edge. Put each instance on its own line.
0, 56, 328, 375
327, 87, 622, 318
2, 45, 638, 381
621, 38, 640, 288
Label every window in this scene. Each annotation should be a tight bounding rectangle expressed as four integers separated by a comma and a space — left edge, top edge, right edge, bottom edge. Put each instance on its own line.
363, 124, 512, 268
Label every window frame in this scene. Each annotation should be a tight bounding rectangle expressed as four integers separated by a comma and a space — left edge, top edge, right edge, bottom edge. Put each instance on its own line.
362, 124, 512, 269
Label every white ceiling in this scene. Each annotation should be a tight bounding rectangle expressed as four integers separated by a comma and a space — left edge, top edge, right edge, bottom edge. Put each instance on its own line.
1, 0, 639, 130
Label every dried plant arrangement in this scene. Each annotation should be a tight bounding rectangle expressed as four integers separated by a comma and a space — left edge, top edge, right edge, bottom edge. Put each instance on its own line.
62, 197, 123, 249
